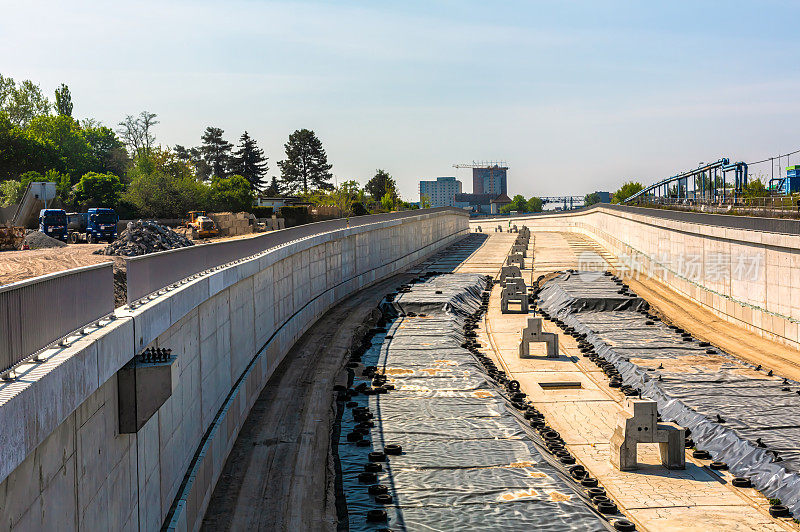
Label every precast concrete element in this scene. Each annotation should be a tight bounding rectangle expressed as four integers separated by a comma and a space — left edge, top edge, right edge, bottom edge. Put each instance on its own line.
117, 349, 177, 434
473, 204, 800, 350
0, 209, 468, 532
510, 243, 527, 257
610, 398, 685, 471
507, 252, 525, 269
499, 265, 521, 284
501, 277, 528, 314
519, 317, 558, 358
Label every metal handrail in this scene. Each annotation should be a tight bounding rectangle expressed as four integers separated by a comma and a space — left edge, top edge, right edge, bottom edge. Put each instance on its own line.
0, 262, 114, 376
125, 208, 467, 305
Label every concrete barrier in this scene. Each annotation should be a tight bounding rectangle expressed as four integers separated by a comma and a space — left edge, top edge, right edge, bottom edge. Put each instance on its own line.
472, 205, 800, 349
0, 209, 468, 531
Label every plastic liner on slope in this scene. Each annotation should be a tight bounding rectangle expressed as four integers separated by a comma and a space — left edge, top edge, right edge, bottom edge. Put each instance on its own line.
537, 272, 800, 514
535, 271, 647, 313
336, 274, 612, 531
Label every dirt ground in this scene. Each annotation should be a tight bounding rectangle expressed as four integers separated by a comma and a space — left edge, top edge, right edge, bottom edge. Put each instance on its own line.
628, 275, 800, 383
0, 244, 111, 285
0, 231, 266, 287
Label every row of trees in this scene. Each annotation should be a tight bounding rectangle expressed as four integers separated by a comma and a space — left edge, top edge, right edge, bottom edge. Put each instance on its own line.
0, 74, 419, 220
500, 195, 543, 214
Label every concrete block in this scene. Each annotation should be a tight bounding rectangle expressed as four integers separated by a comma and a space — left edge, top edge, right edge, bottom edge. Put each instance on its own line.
610, 398, 685, 471
501, 277, 528, 314
519, 317, 558, 358
507, 253, 525, 269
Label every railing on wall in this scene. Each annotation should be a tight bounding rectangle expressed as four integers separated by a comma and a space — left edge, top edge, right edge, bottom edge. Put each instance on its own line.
0, 263, 114, 376
125, 207, 467, 306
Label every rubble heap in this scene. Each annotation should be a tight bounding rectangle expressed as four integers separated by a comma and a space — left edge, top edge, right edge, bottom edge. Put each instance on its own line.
97, 220, 194, 257
23, 230, 67, 249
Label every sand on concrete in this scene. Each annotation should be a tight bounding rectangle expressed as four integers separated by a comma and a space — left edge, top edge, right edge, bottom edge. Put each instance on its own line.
628, 275, 800, 383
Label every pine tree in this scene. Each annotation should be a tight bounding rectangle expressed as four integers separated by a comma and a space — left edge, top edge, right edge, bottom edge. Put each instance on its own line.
265, 176, 281, 196
200, 127, 233, 178
231, 131, 268, 190
277, 129, 333, 194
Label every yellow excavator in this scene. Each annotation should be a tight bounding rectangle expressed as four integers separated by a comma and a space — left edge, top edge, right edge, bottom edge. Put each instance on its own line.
186, 211, 219, 239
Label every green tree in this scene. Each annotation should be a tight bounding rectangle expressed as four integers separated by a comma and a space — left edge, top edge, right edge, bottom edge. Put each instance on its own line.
117, 111, 158, 159
420, 195, 432, 209
526, 196, 543, 212
584, 192, 600, 206
380, 191, 395, 211
175, 144, 211, 181
0, 112, 57, 179
264, 175, 281, 196
500, 194, 528, 213
208, 174, 254, 212
74, 172, 124, 207
612, 181, 644, 203
83, 125, 128, 176
744, 177, 769, 198
230, 131, 268, 190
201, 126, 232, 178
277, 129, 333, 194
0, 75, 51, 127
54, 84, 73, 117
123, 148, 208, 217
0, 179, 24, 206
365, 169, 397, 202
25, 114, 94, 183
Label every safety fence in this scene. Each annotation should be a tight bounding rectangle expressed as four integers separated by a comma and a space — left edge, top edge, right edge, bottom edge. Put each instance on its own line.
125, 207, 466, 305
0, 263, 114, 375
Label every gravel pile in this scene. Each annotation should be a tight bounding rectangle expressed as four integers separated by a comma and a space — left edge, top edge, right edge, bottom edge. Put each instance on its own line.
23, 230, 67, 249
97, 220, 194, 257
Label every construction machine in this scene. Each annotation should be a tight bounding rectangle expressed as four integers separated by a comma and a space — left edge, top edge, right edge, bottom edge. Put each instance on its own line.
186, 211, 218, 239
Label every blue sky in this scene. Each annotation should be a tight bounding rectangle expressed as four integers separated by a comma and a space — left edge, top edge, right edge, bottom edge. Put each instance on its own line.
2, 0, 799, 198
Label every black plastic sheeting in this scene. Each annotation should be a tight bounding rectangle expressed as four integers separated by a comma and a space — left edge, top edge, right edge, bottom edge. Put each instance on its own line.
538, 271, 800, 514
335, 273, 612, 531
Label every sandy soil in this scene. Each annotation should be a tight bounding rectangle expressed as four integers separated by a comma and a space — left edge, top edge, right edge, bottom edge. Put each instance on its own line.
628, 275, 800, 383
0, 231, 266, 287
0, 244, 111, 285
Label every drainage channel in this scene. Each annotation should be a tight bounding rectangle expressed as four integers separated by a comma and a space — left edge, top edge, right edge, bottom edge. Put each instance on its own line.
536, 270, 800, 519
333, 271, 634, 531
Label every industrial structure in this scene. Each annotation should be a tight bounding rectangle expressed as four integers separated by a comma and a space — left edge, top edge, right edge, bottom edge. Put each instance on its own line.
418, 176, 462, 207
623, 158, 749, 204
452, 161, 511, 214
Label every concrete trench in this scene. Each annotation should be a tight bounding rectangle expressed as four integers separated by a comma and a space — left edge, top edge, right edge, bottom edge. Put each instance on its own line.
332, 270, 635, 531
536, 271, 800, 517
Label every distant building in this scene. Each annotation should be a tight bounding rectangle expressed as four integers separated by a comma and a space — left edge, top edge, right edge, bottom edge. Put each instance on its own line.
419, 176, 462, 207
454, 193, 512, 214
472, 165, 508, 196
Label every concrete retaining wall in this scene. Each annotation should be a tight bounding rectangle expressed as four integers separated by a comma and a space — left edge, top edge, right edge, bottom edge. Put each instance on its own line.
0, 209, 468, 531
474, 205, 800, 349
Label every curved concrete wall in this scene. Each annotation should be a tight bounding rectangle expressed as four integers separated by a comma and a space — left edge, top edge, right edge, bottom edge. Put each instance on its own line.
0, 209, 467, 531
474, 205, 800, 349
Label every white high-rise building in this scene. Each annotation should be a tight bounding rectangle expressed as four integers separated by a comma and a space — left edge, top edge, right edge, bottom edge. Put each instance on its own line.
419, 176, 462, 207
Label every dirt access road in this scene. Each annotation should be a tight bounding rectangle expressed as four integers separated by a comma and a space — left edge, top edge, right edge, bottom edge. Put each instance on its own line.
0, 231, 266, 287
0, 244, 110, 285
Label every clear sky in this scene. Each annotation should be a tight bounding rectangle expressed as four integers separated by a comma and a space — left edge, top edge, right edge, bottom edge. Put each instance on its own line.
2, 0, 799, 199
